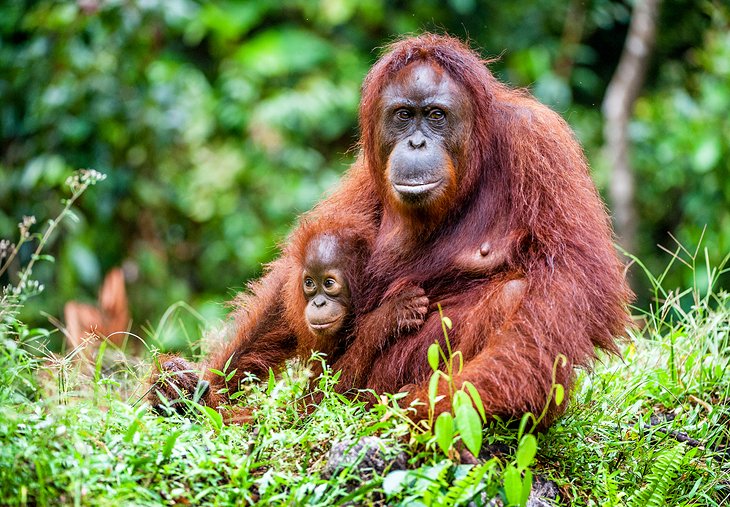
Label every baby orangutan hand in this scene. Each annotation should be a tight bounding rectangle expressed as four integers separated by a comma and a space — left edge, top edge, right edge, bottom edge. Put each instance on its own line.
387, 283, 429, 334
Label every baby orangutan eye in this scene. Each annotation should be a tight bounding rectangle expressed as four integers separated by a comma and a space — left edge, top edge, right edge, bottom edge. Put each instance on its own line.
324, 278, 336, 289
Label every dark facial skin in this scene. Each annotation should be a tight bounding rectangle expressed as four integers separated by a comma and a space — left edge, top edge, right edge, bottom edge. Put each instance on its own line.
380, 63, 471, 207
302, 235, 352, 337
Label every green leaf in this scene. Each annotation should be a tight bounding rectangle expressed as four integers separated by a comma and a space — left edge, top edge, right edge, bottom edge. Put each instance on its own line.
34, 254, 55, 263
452, 390, 470, 412
428, 343, 440, 371
454, 351, 464, 373
554, 384, 564, 406
429, 371, 441, 405
462, 382, 486, 422
267, 368, 276, 395
442, 315, 453, 330
192, 380, 208, 403
517, 412, 533, 441
382, 470, 409, 496
236, 28, 333, 78
448, 0, 476, 15
123, 417, 142, 443
692, 136, 720, 173
196, 404, 224, 431
225, 368, 238, 382
94, 340, 107, 389
27, 327, 52, 338
521, 469, 533, 506
516, 434, 537, 470
503, 465, 522, 506
434, 412, 455, 454
455, 403, 482, 456
199, 2, 265, 41
209, 368, 225, 377
162, 430, 182, 460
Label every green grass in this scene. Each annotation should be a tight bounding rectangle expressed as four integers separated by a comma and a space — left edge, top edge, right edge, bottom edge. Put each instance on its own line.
1, 270, 728, 506
1, 173, 728, 505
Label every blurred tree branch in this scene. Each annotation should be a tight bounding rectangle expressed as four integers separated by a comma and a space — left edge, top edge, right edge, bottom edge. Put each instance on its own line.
555, 0, 587, 80
602, 0, 661, 253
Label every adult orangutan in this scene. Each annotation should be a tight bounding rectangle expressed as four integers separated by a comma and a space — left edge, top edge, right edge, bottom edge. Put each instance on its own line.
149, 34, 631, 427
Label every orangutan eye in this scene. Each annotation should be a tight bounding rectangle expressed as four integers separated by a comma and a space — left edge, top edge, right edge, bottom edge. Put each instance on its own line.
324, 278, 336, 289
395, 108, 412, 121
304, 278, 315, 290
428, 108, 445, 121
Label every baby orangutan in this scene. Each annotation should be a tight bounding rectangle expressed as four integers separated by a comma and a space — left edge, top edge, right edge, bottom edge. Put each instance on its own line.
285, 223, 430, 398
148, 217, 429, 418
300, 234, 354, 349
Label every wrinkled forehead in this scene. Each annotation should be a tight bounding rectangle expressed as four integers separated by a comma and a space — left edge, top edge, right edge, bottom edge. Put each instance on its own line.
304, 234, 341, 269
381, 62, 462, 106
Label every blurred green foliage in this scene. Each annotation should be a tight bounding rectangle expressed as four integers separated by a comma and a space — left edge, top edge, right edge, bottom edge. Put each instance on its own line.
632, 5, 730, 285
1, 0, 728, 347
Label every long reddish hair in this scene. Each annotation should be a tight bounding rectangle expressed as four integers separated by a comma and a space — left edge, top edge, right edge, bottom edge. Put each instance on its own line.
357, 35, 631, 402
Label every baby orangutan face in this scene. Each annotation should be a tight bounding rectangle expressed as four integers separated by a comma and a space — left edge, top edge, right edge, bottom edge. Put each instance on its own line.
302, 235, 352, 338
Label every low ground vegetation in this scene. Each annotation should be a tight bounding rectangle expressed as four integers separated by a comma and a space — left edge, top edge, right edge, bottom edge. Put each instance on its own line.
0, 175, 728, 506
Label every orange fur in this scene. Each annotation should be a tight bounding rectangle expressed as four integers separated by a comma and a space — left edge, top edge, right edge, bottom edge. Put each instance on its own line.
283, 214, 377, 362
154, 35, 632, 428
64, 268, 130, 358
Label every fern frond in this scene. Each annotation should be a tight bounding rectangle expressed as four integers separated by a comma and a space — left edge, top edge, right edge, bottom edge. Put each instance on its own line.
627, 444, 687, 507
423, 462, 452, 504
444, 462, 494, 506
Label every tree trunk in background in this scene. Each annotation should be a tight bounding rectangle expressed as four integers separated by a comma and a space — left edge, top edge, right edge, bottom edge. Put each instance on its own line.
555, 0, 587, 80
602, 0, 661, 254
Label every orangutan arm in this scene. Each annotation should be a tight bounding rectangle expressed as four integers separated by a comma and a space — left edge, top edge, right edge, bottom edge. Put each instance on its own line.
330, 281, 429, 394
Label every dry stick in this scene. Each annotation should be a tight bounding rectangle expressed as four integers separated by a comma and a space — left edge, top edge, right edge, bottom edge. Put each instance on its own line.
602, 0, 661, 254
14, 185, 88, 293
0, 237, 27, 279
